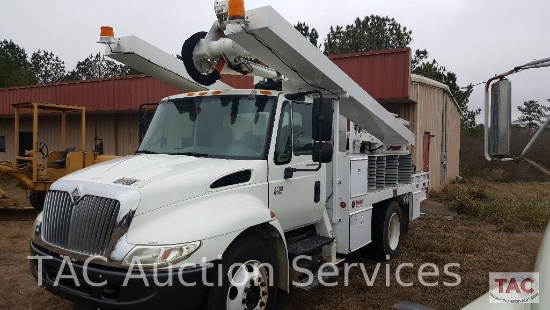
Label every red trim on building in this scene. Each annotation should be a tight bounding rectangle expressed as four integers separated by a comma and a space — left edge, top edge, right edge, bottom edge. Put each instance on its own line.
0, 48, 412, 116
329, 48, 411, 101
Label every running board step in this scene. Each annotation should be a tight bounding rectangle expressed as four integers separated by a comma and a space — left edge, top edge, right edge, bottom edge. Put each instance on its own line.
288, 235, 334, 256
293, 259, 345, 291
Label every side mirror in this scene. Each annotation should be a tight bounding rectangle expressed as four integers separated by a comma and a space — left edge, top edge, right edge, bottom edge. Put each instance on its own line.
489, 79, 512, 157
312, 142, 333, 163
312, 98, 333, 142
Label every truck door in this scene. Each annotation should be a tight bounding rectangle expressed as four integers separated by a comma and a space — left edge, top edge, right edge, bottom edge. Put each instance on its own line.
268, 101, 325, 231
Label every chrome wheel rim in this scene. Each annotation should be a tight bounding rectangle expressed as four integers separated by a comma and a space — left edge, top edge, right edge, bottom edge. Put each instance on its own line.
388, 213, 401, 251
226, 260, 269, 310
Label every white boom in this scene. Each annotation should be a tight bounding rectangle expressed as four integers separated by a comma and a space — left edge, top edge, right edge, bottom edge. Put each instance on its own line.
103, 35, 232, 91
100, 6, 415, 145
223, 6, 415, 145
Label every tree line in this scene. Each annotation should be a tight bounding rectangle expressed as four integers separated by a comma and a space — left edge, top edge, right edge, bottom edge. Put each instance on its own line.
294, 16, 479, 131
295, 17, 550, 133
515, 100, 550, 133
0, 39, 139, 88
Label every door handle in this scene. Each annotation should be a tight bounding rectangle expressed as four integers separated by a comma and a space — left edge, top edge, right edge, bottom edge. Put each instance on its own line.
314, 181, 321, 203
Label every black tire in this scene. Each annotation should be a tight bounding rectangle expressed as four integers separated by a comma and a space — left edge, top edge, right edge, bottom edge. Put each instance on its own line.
371, 200, 403, 261
29, 191, 46, 211
181, 31, 221, 86
206, 236, 278, 310
401, 205, 410, 236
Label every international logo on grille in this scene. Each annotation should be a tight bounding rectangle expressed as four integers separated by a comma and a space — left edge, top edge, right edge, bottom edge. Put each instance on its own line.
70, 187, 81, 203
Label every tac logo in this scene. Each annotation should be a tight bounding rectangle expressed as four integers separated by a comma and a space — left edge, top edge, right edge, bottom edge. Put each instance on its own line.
489, 272, 539, 304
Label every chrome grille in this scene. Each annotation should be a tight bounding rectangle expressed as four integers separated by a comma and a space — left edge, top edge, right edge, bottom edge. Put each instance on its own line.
42, 190, 120, 256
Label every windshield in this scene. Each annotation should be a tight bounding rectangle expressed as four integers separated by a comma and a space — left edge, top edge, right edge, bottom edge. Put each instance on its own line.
138, 96, 276, 159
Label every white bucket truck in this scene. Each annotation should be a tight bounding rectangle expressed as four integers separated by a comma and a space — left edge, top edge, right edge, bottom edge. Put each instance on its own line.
30, 1, 428, 309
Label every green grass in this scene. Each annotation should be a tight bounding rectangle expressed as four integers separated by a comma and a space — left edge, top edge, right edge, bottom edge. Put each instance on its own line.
431, 180, 550, 233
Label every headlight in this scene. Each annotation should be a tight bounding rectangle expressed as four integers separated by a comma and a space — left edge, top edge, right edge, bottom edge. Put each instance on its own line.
122, 241, 201, 268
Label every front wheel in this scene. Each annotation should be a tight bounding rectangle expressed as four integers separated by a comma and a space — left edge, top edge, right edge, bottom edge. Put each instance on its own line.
371, 200, 403, 261
206, 236, 278, 310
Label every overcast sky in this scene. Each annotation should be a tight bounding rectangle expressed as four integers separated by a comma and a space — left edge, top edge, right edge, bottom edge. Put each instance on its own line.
1, 0, 549, 121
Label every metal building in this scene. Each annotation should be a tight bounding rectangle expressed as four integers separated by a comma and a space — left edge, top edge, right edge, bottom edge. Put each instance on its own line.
385, 75, 461, 189
327, 49, 461, 190
0, 48, 460, 190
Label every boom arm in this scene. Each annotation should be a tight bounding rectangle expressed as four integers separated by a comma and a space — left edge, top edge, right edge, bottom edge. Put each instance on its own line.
197, 6, 415, 145
102, 35, 232, 91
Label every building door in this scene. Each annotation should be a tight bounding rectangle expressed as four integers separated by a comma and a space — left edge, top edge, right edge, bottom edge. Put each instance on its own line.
268, 101, 326, 231
19, 132, 33, 157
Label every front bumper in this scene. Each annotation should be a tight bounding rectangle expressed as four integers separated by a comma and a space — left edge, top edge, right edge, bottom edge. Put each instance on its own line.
30, 242, 214, 310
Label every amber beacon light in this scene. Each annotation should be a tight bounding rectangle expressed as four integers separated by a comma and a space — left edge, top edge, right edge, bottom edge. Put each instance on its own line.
99, 26, 115, 44
228, 0, 245, 20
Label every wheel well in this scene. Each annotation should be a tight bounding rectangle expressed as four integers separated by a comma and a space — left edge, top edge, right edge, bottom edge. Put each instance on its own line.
373, 198, 408, 216
226, 223, 289, 292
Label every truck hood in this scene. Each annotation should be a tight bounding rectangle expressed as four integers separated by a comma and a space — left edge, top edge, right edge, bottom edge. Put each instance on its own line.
59, 154, 267, 215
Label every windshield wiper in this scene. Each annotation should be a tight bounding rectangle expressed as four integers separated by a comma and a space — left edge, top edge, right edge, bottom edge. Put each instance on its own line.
170, 152, 210, 158
135, 150, 160, 155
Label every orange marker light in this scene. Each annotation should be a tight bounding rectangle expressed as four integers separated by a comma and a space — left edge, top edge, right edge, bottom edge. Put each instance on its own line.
100, 26, 114, 38
186, 92, 195, 97
161, 248, 172, 260
259, 90, 272, 95
228, 0, 245, 20
211, 91, 222, 95
198, 91, 208, 96
340, 202, 346, 209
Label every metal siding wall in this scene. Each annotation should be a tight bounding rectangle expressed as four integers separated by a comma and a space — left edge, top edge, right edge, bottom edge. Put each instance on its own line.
90, 115, 115, 154
116, 113, 140, 156
0, 115, 72, 163
0, 112, 142, 164
0, 76, 182, 116
330, 48, 411, 100
408, 82, 461, 190
408, 83, 423, 173
445, 102, 461, 183
0, 119, 14, 162
220, 75, 254, 89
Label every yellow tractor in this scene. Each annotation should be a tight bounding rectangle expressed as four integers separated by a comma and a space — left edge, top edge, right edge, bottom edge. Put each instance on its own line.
0, 102, 119, 210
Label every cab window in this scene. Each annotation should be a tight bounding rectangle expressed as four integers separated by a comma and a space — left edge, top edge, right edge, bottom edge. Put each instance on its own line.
274, 101, 313, 165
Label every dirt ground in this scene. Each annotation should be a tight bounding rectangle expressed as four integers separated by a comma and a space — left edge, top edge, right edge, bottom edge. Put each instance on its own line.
0, 181, 547, 310
0, 175, 31, 209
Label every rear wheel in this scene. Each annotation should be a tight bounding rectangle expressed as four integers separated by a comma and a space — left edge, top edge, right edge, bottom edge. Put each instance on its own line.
371, 200, 402, 261
29, 191, 46, 211
206, 236, 278, 310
